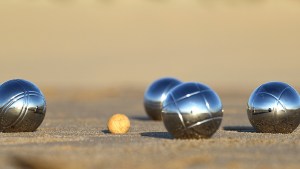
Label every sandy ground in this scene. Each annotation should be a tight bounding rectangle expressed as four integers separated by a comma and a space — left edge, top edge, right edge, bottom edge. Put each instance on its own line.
0, 1, 300, 168
0, 86, 299, 169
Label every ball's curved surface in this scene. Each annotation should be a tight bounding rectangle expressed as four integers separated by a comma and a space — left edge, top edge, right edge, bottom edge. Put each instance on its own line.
0, 79, 46, 132
162, 82, 223, 139
144, 77, 182, 120
247, 82, 300, 133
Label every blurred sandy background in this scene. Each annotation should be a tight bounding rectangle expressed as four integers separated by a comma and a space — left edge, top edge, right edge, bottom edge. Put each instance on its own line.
1, 0, 300, 89
1, 1, 300, 169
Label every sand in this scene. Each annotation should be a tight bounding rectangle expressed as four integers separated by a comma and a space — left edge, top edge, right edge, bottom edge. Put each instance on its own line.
0, 87, 299, 169
0, 1, 300, 168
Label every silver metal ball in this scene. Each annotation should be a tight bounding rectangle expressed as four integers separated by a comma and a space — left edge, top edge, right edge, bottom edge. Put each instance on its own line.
247, 82, 300, 133
162, 82, 223, 139
0, 79, 46, 132
144, 77, 182, 120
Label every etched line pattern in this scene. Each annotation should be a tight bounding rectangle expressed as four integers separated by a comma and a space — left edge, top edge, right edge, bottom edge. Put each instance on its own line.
163, 89, 212, 108
251, 88, 290, 133
174, 89, 212, 103
197, 82, 217, 131
4, 80, 28, 129
170, 93, 186, 129
274, 87, 290, 132
1, 92, 44, 129
202, 95, 218, 130
278, 87, 290, 100
10, 90, 29, 129
1, 92, 43, 114
254, 92, 287, 113
187, 117, 222, 129
16, 79, 46, 115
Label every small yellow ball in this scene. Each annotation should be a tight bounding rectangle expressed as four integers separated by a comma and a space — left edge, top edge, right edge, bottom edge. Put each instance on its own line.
107, 114, 130, 134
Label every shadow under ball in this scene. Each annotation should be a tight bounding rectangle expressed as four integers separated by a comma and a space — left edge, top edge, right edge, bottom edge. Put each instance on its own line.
247, 81, 300, 133
144, 77, 182, 120
0, 79, 46, 132
162, 82, 223, 139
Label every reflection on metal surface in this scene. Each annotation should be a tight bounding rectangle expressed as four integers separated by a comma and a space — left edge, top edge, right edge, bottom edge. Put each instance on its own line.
162, 82, 223, 139
247, 81, 300, 133
0, 79, 46, 132
144, 77, 182, 120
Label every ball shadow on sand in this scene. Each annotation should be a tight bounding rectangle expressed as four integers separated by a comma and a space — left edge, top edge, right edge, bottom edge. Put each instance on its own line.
130, 115, 152, 121
140, 132, 173, 139
223, 126, 256, 133
102, 130, 110, 134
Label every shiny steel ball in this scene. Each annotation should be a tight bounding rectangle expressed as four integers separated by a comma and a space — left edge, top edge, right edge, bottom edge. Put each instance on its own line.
162, 82, 223, 139
0, 79, 46, 132
247, 82, 300, 133
144, 77, 182, 120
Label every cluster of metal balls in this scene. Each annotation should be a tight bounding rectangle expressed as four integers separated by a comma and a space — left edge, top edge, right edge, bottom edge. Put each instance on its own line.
144, 77, 300, 139
1, 77, 300, 138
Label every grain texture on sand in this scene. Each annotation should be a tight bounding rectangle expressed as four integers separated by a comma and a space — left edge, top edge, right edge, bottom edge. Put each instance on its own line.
0, 87, 299, 169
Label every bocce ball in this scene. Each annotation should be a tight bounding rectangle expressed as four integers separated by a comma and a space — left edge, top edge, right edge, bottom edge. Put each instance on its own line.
144, 77, 182, 120
162, 82, 223, 139
247, 81, 300, 133
0, 79, 46, 132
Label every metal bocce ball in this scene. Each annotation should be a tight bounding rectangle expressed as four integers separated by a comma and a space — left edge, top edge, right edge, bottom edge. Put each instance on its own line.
162, 82, 223, 139
144, 77, 182, 120
247, 82, 300, 133
0, 79, 46, 132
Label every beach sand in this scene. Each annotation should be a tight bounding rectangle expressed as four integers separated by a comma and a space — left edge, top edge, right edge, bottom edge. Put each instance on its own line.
0, 87, 299, 169
0, 1, 300, 168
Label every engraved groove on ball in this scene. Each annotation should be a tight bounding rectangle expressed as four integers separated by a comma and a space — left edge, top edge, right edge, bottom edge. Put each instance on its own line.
162, 82, 223, 139
2, 92, 45, 129
0, 79, 46, 132
247, 81, 300, 133
170, 93, 186, 129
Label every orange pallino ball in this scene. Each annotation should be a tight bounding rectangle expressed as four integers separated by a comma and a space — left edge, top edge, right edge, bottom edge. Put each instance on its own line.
107, 114, 130, 134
